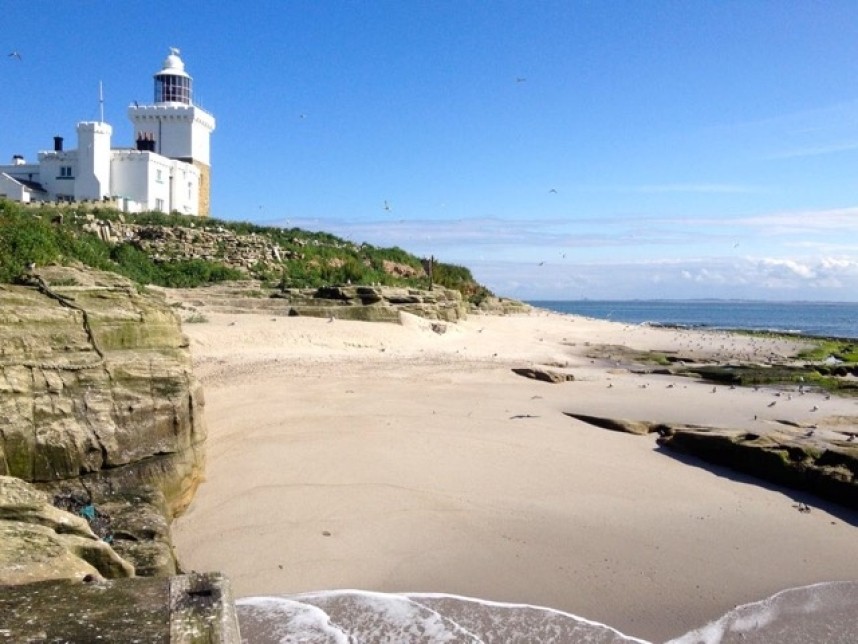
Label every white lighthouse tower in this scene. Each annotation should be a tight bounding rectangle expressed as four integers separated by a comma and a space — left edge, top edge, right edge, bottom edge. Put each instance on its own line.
128, 48, 216, 215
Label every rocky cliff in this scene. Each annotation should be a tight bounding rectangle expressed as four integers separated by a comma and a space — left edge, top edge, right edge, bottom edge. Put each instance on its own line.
0, 265, 206, 579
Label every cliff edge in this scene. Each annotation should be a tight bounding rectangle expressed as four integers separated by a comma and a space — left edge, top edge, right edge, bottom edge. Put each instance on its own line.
0, 265, 206, 579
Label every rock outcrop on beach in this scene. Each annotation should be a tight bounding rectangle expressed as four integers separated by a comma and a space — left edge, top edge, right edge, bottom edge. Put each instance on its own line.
159, 280, 472, 322
566, 413, 858, 509
0, 265, 246, 639
0, 265, 206, 579
0, 475, 135, 585
512, 367, 576, 383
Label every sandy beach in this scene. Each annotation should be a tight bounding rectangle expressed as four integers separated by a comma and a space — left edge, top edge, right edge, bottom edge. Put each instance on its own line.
171, 308, 858, 642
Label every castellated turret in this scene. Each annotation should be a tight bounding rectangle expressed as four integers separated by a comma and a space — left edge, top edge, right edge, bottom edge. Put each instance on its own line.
74, 121, 112, 201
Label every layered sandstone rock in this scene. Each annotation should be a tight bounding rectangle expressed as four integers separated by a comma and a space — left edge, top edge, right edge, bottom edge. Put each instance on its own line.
0, 265, 206, 578
567, 413, 858, 508
161, 281, 469, 322
0, 475, 135, 585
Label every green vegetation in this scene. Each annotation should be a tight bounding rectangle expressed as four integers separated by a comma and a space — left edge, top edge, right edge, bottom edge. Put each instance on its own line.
797, 339, 858, 363
0, 199, 492, 301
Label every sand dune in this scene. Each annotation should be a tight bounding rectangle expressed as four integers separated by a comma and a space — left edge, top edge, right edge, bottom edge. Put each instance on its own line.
172, 309, 858, 642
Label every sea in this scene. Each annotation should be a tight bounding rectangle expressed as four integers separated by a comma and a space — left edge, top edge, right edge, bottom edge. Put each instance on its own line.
234, 299, 858, 643
527, 300, 858, 340
236, 582, 858, 643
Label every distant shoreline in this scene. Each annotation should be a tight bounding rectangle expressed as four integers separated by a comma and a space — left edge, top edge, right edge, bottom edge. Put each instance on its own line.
528, 299, 858, 340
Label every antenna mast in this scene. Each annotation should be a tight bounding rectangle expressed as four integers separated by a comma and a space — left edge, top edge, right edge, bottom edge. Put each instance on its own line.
99, 81, 104, 123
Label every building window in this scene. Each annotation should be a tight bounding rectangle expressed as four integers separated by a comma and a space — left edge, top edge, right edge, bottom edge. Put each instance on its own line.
155, 198, 165, 212
188, 182, 193, 199
58, 166, 73, 179
156, 169, 163, 183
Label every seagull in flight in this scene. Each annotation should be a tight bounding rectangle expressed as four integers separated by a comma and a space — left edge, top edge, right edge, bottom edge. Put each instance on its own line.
383, 200, 391, 212
8, 51, 22, 60
549, 188, 558, 194
515, 77, 526, 83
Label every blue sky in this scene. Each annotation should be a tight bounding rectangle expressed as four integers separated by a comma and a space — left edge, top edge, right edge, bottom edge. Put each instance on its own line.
3, 1, 858, 301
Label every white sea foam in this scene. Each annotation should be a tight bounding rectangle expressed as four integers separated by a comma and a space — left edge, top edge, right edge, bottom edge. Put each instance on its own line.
667, 580, 858, 644
237, 589, 648, 643
236, 582, 858, 643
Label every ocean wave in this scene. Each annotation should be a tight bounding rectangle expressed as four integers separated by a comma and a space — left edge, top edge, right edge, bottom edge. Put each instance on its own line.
236, 582, 858, 643
667, 580, 858, 644
237, 589, 646, 643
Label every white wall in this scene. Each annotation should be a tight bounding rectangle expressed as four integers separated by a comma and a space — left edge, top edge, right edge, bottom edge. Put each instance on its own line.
128, 104, 214, 165
0, 173, 31, 202
36, 151, 78, 200
75, 122, 112, 201
0, 162, 41, 198
170, 161, 200, 214
111, 151, 200, 214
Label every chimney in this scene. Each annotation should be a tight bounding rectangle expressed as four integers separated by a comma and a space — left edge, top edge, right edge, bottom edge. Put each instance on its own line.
12, 154, 25, 165
53, 136, 64, 152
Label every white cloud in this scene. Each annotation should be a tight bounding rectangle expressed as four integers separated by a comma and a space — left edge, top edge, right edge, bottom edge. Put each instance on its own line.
274, 209, 858, 301
764, 141, 858, 160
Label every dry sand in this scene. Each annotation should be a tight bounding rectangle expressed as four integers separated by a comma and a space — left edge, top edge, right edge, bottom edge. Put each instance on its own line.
172, 309, 858, 642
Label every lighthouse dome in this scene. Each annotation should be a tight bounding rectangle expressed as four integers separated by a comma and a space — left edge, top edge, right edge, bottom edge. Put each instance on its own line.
154, 47, 192, 104
158, 48, 190, 79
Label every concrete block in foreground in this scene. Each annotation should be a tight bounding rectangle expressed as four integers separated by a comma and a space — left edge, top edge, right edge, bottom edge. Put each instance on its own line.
0, 572, 241, 643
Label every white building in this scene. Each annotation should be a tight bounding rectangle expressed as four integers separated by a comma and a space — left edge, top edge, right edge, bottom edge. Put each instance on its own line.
0, 48, 215, 216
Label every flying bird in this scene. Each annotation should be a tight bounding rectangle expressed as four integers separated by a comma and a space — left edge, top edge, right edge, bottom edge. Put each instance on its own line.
383, 200, 391, 211
515, 77, 526, 83
8, 51, 22, 60
549, 188, 558, 194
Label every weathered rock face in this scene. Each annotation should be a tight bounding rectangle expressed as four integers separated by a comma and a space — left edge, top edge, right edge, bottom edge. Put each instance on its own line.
0, 476, 135, 585
657, 426, 858, 509
567, 413, 858, 509
472, 295, 531, 315
512, 367, 576, 384
0, 265, 206, 576
161, 281, 469, 322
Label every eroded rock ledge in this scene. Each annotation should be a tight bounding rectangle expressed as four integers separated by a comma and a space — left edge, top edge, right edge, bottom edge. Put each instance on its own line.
566, 413, 858, 509
0, 265, 207, 579
159, 281, 469, 322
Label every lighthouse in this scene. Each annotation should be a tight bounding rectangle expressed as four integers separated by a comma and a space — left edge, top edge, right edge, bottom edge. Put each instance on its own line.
128, 48, 216, 215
